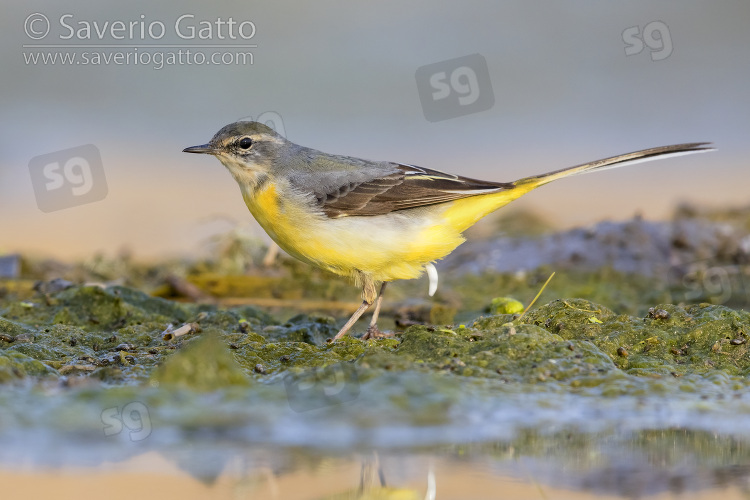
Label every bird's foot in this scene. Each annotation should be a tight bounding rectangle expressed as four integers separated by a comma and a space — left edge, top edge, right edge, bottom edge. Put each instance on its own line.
361, 325, 394, 340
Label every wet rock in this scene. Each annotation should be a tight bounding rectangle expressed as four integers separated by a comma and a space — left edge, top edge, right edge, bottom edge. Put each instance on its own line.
33, 278, 74, 295
0, 255, 21, 279
0, 350, 56, 382
443, 217, 750, 284
263, 313, 338, 345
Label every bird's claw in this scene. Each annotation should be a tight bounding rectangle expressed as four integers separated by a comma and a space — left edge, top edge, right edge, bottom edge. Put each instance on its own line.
361, 325, 394, 340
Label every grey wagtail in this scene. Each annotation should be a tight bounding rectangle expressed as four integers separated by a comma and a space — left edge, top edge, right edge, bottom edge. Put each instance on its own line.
184, 121, 712, 340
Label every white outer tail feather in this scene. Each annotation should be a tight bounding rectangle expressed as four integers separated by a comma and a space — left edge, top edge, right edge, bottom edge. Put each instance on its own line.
521, 142, 715, 187
425, 262, 438, 296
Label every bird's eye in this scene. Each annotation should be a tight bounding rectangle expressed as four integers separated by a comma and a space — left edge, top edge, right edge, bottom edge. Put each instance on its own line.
239, 137, 253, 149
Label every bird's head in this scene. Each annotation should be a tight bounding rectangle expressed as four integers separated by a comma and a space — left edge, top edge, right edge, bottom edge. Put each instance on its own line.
183, 121, 287, 187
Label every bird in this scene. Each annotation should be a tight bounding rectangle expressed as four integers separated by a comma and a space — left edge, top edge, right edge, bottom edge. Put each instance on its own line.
183, 121, 712, 340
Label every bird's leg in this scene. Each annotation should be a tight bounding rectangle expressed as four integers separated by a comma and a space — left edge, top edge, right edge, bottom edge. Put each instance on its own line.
331, 300, 372, 340
369, 283, 388, 329
332, 274, 378, 340
362, 282, 393, 340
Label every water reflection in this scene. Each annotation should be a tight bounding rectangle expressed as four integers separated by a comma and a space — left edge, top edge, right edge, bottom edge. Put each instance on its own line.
4, 429, 750, 499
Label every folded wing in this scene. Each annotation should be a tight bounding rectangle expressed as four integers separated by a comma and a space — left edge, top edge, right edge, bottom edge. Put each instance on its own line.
311, 163, 512, 218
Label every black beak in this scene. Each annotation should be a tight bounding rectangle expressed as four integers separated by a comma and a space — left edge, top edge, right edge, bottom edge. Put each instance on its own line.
182, 143, 217, 154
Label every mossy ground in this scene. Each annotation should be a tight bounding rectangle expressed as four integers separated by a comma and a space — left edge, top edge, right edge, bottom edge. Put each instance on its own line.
3, 270, 750, 493
5, 213, 750, 491
2, 282, 750, 397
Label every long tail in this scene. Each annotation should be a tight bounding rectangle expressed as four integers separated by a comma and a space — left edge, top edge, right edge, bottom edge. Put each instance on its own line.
442, 142, 714, 234
514, 142, 714, 190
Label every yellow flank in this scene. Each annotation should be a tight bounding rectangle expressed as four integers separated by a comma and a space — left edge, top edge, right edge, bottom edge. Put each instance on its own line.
241, 178, 545, 284
440, 180, 538, 233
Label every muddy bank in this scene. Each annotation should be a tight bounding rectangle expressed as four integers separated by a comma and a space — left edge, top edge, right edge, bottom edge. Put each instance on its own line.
2, 284, 750, 496
1, 285, 749, 406
2, 211, 750, 492
444, 215, 750, 278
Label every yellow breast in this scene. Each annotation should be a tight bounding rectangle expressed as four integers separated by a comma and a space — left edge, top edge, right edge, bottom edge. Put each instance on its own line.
242, 182, 524, 283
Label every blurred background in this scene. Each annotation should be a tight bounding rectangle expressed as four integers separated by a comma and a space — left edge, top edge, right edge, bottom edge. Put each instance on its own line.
2, 0, 747, 260
4, 3, 750, 499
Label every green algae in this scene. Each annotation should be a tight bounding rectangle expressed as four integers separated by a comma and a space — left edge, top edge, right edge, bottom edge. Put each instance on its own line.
0, 350, 56, 382
6, 220, 750, 491
151, 333, 252, 390
0, 285, 284, 384
451, 267, 671, 317
2, 282, 750, 451
3, 280, 750, 496
395, 322, 617, 385
3, 284, 750, 395
1, 285, 191, 330
487, 297, 525, 315
522, 299, 750, 377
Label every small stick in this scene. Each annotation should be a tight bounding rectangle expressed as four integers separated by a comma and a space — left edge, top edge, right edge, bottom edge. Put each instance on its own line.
162, 322, 200, 341
517, 272, 556, 321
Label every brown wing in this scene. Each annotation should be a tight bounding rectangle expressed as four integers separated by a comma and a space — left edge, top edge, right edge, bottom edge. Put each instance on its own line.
318, 163, 513, 218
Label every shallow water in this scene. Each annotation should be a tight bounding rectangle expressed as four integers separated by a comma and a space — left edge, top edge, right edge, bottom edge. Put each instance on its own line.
2, 279, 750, 498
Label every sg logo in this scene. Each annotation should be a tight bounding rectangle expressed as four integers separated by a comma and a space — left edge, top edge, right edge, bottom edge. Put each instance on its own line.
101, 401, 152, 442
237, 111, 286, 138
28, 144, 108, 212
623, 21, 673, 61
416, 53, 495, 122
668, 260, 742, 306
430, 66, 482, 107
